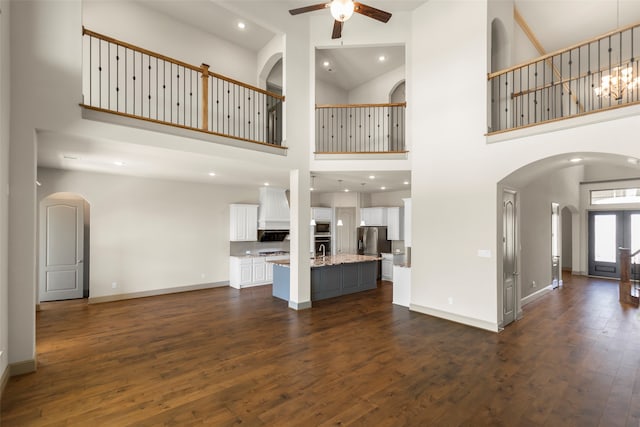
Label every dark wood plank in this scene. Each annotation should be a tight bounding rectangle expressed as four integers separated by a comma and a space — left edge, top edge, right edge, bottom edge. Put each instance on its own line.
2, 274, 639, 425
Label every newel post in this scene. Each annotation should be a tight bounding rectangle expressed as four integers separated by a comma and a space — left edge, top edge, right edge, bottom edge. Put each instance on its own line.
619, 247, 630, 283
200, 63, 210, 131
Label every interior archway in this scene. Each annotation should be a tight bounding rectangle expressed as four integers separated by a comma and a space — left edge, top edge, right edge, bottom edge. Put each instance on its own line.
497, 152, 640, 327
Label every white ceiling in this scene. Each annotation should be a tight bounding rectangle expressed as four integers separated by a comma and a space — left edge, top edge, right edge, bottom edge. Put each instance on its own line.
311, 170, 411, 193
316, 45, 405, 91
37, 131, 291, 189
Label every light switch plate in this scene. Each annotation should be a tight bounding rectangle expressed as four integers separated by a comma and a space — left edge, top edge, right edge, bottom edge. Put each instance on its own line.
477, 249, 491, 258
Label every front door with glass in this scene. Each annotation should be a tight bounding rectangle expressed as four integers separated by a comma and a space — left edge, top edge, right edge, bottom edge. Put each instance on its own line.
588, 210, 640, 278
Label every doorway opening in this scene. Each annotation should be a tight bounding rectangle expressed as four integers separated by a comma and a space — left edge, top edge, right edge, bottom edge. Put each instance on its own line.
38, 193, 90, 302
588, 210, 640, 279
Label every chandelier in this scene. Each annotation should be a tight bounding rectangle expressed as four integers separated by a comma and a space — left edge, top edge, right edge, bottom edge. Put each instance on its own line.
594, 66, 639, 101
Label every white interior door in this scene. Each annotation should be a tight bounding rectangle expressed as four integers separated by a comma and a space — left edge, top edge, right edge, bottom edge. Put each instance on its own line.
39, 199, 84, 302
503, 190, 517, 326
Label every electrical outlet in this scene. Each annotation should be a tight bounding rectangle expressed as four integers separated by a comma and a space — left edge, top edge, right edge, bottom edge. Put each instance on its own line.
532, 281, 536, 288
111, 282, 117, 289
448, 297, 453, 305
201, 273, 206, 279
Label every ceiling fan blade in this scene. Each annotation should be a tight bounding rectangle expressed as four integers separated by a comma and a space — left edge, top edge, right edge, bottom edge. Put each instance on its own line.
289, 3, 330, 15
353, 2, 392, 23
331, 20, 343, 39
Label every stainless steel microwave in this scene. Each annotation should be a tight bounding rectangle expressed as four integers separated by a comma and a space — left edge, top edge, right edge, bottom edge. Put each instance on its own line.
315, 221, 330, 234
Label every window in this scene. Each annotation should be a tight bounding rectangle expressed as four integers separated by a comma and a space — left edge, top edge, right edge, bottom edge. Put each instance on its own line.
591, 188, 640, 205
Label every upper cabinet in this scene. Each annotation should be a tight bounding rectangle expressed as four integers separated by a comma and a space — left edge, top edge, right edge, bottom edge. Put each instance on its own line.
402, 198, 412, 247
230, 204, 258, 242
386, 207, 404, 241
312, 207, 332, 222
361, 207, 387, 227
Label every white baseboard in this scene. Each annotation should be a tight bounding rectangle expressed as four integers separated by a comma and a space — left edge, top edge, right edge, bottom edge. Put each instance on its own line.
9, 358, 37, 376
88, 281, 229, 304
521, 284, 554, 306
410, 304, 499, 332
288, 300, 312, 310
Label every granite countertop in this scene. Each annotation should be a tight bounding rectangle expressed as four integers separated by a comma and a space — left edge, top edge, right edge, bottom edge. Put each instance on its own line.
270, 254, 381, 267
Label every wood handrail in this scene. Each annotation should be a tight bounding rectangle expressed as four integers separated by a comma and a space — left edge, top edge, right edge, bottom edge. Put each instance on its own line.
488, 20, 640, 80
316, 102, 407, 109
82, 27, 284, 101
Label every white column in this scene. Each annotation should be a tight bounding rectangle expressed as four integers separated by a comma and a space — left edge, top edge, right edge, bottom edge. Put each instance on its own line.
289, 169, 311, 310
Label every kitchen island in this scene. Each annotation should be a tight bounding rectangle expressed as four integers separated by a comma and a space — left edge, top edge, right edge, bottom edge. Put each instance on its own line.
271, 254, 381, 302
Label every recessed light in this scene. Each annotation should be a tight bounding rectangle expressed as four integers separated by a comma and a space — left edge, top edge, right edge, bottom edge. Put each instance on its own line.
208, 172, 216, 177
323, 61, 330, 67
378, 55, 386, 62
628, 158, 639, 165
237, 22, 246, 30
369, 175, 375, 180
403, 181, 409, 185
264, 182, 270, 186
310, 187, 314, 191
344, 188, 349, 192
569, 157, 582, 163
114, 161, 125, 166
380, 186, 386, 190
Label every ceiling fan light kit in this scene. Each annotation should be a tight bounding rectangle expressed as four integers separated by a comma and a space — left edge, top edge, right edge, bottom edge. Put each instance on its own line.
289, 0, 392, 39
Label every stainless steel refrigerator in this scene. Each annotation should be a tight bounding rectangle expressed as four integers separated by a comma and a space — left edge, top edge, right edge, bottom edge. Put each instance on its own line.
357, 227, 391, 279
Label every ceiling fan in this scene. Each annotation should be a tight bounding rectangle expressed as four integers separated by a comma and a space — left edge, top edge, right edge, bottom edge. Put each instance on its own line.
289, 0, 392, 39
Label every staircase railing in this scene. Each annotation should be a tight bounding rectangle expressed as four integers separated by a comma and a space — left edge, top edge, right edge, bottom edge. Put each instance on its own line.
618, 247, 640, 307
315, 102, 407, 154
488, 22, 640, 134
81, 28, 285, 148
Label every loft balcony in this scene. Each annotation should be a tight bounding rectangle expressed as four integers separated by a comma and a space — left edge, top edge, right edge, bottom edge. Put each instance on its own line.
314, 102, 407, 157
81, 28, 285, 154
488, 21, 640, 135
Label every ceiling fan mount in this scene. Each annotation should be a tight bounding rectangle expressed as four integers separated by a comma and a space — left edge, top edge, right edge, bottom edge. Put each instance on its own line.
289, 0, 392, 40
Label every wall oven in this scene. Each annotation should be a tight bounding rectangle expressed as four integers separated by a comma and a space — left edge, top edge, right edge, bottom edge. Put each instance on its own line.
314, 235, 331, 256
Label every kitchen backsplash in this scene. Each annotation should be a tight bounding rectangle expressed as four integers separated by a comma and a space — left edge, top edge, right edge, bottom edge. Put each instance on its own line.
230, 241, 290, 256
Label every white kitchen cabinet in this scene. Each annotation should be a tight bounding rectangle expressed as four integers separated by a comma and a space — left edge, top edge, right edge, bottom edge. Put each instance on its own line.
230, 255, 290, 289
402, 198, 412, 247
360, 207, 387, 227
252, 258, 267, 283
229, 204, 258, 242
312, 207, 332, 222
386, 207, 404, 241
381, 253, 394, 281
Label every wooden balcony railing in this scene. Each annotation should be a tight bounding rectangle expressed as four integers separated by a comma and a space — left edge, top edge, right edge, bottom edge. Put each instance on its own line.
315, 103, 407, 154
488, 22, 640, 134
619, 247, 640, 307
81, 28, 285, 148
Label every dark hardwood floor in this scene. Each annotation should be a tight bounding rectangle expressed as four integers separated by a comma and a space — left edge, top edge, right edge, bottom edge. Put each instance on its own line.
2, 273, 639, 426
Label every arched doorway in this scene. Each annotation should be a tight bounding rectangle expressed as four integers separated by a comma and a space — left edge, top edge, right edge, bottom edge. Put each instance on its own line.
38, 192, 90, 302
497, 152, 640, 327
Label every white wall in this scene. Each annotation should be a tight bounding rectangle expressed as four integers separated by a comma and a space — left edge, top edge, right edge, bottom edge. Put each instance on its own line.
315, 79, 348, 105
583, 163, 640, 182
370, 189, 410, 207
348, 66, 405, 104
0, 0, 10, 378
83, 1, 258, 85
519, 166, 583, 298
37, 168, 259, 299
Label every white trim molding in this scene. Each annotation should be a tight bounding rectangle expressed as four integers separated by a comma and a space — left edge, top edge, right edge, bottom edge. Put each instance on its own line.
288, 300, 312, 310
521, 284, 554, 307
410, 304, 499, 332
9, 358, 37, 376
0, 362, 9, 398
88, 281, 229, 304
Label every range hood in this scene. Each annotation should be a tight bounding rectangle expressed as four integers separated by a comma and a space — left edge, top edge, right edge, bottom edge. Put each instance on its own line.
257, 187, 290, 231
